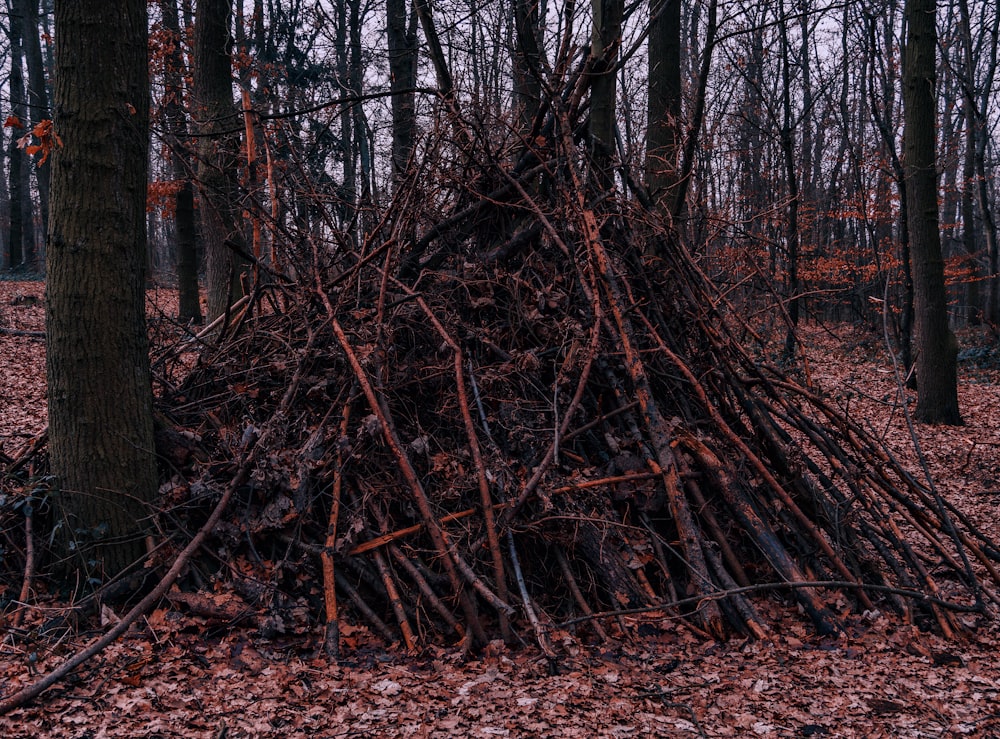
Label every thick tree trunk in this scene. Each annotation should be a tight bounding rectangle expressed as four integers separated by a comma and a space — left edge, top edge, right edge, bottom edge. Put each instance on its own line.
193, 0, 248, 324
903, 0, 961, 424
46, 0, 157, 579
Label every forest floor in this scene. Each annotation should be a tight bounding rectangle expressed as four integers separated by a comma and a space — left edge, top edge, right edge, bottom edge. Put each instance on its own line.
1, 279, 1000, 738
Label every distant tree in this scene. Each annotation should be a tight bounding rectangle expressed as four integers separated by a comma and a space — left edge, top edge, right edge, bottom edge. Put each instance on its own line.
5, 0, 32, 268
777, 0, 802, 358
193, 0, 249, 323
903, 0, 961, 424
864, 0, 914, 380
46, 0, 158, 578
19, 0, 51, 241
386, 0, 418, 185
589, 0, 623, 189
956, 0, 999, 323
158, 0, 203, 324
645, 0, 681, 212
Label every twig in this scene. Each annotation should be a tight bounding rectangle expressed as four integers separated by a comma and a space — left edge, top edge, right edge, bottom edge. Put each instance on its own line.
638, 687, 708, 739
10, 502, 36, 628
508, 531, 556, 660
0, 328, 44, 339
557, 579, 983, 630
321, 401, 351, 659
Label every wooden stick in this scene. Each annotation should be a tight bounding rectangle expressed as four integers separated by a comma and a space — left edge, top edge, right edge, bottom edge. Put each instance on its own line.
508, 531, 556, 660
10, 505, 35, 628
314, 274, 486, 643
320, 402, 351, 658
554, 546, 608, 642
372, 549, 417, 651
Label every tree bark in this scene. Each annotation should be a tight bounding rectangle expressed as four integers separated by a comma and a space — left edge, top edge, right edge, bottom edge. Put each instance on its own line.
46, 0, 157, 579
159, 0, 203, 324
589, 0, 622, 190
386, 0, 417, 184
903, 0, 961, 424
645, 0, 681, 210
193, 0, 248, 323
20, 0, 51, 243
6, 1, 30, 268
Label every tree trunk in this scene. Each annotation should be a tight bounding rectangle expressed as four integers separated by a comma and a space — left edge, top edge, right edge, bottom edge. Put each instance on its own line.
46, 0, 157, 579
903, 0, 961, 424
778, 0, 800, 358
512, 0, 542, 137
193, 0, 249, 324
645, 0, 681, 211
160, 0, 203, 324
6, 1, 28, 268
589, 0, 622, 190
20, 0, 50, 245
0, 137, 8, 266
386, 0, 417, 185
961, 0, 1000, 324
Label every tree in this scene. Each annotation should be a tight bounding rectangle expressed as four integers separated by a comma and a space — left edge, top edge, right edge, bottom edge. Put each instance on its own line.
512, 0, 543, 137
777, 0, 802, 358
903, 0, 961, 424
46, 0, 158, 579
19, 0, 51, 241
589, 0, 623, 189
193, 0, 249, 323
645, 0, 681, 211
386, 0, 418, 185
6, 0, 32, 268
158, 0, 203, 324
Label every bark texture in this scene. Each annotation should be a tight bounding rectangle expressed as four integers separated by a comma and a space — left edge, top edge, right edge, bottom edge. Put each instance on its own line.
386, 0, 417, 183
589, 0, 622, 190
645, 0, 681, 209
46, 0, 157, 578
160, 0, 203, 324
903, 0, 961, 424
193, 0, 248, 323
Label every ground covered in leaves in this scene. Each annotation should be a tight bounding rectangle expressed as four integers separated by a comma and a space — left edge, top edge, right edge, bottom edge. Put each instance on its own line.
2, 280, 1000, 737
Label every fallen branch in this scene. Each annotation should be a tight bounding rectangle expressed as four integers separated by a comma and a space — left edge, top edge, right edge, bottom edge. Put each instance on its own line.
0, 328, 44, 339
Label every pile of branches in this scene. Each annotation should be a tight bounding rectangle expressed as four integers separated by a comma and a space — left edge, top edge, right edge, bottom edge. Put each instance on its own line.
149, 119, 1000, 656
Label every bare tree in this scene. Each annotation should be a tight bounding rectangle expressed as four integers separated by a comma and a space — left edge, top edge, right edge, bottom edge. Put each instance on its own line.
904, 0, 961, 424
193, 0, 249, 323
158, 0, 203, 324
19, 0, 50, 242
645, 0, 681, 212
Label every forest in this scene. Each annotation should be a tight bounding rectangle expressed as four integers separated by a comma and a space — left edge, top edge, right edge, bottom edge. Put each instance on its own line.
0, 0, 999, 734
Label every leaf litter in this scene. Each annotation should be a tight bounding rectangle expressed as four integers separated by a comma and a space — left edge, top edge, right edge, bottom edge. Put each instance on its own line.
1, 280, 999, 737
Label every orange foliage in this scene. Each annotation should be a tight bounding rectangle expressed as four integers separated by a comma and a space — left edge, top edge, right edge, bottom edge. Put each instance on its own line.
16, 119, 62, 165
147, 179, 183, 218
